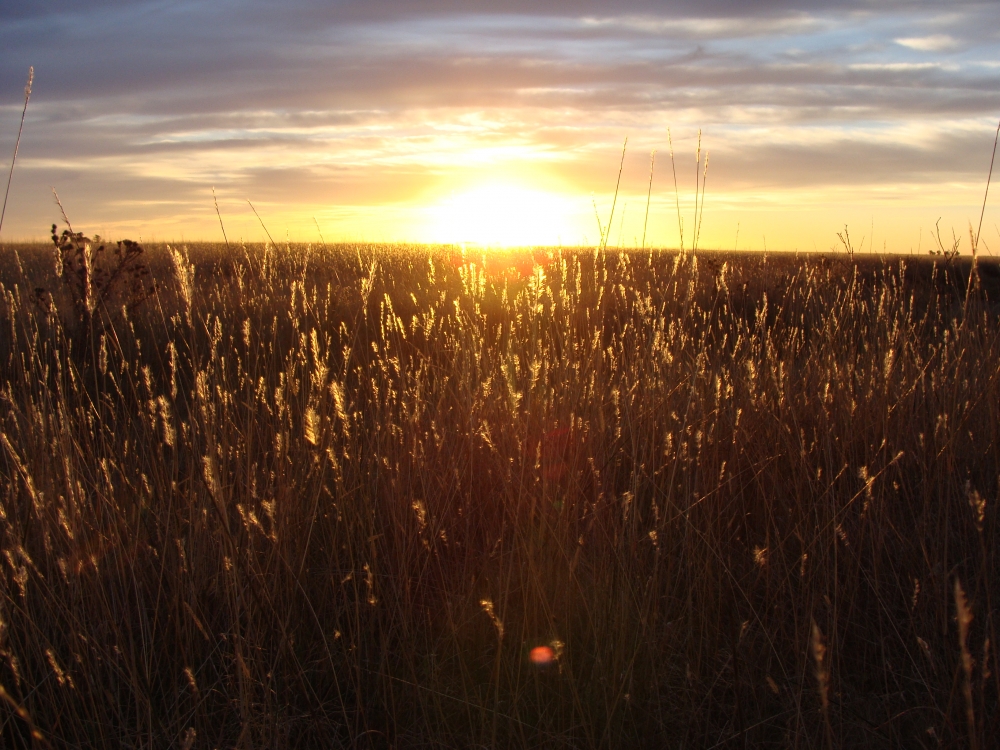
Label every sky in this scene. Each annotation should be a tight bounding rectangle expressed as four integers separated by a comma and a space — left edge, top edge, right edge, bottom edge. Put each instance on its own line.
0, 0, 998, 251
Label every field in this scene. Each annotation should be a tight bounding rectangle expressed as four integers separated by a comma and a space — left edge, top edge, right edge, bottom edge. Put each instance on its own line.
0, 238, 999, 748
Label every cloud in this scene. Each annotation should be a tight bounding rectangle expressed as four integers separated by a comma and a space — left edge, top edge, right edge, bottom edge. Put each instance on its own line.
0, 0, 997, 244
895, 34, 960, 52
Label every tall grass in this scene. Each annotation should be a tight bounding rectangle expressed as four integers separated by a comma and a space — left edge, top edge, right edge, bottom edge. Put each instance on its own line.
0, 241, 998, 747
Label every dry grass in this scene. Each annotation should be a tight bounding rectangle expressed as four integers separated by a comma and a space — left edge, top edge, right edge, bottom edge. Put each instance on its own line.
0, 240, 998, 747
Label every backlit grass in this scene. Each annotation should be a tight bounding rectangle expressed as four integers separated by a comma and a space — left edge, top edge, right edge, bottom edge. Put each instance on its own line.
0, 241, 998, 747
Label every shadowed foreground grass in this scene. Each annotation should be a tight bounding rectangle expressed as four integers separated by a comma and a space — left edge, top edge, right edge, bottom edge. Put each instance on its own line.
0, 242, 999, 747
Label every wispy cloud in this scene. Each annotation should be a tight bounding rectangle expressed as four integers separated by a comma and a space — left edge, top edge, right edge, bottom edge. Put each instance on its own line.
896, 34, 960, 52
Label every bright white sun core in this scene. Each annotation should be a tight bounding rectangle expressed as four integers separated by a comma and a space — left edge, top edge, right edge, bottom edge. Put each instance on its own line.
422, 181, 578, 247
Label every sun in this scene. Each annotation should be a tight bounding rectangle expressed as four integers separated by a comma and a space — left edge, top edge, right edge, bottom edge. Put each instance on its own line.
422, 181, 577, 247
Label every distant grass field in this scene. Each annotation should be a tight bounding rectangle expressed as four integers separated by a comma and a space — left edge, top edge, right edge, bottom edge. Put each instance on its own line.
1, 239, 999, 748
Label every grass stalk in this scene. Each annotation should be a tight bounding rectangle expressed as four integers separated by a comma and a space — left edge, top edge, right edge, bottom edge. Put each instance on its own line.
212, 187, 230, 251
693, 130, 701, 252
313, 216, 327, 248
976, 116, 1000, 250
247, 198, 278, 248
592, 195, 605, 247
603, 138, 627, 251
0, 67, 33, 240
51, 187, 73, 232
955, 578, 978, 750
642, 150, 655, 250
695, 151, 709, 252
668, 127, 684, 251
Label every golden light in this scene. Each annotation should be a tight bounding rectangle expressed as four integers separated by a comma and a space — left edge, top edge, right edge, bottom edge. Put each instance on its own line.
422, 181, 578, 247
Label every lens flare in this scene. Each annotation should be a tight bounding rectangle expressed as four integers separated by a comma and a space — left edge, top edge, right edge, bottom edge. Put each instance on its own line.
529, 645, 555, 665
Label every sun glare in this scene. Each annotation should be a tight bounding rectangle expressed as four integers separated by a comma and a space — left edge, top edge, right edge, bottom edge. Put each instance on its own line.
422, 182, 577, 247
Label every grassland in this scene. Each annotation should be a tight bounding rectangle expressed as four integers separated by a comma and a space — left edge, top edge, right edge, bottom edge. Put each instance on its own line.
0, 239, 998, 748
